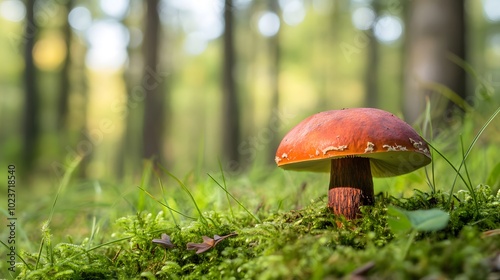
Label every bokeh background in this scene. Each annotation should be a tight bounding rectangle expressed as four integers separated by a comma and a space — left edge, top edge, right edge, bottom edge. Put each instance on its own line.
1, 0, 499, 184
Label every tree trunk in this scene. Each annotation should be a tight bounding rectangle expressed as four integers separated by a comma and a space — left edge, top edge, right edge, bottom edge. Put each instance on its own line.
267, 0, 281, 165
58, 0, 73, 131
142, 0, 165, 162
116, 45, 140, 179
23, 0, 38, 170
365, 2, 380, 108
315, 1, 337, 112
222, 0, 241, 169
403, 0, 467, 126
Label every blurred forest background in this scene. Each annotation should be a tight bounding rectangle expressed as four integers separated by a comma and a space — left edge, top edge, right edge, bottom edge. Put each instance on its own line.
1, 0, 499, 183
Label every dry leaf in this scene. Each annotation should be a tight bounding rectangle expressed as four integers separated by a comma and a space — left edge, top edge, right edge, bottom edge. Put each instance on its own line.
152, 233, 175, 249
187, 232, 237, 254
482, 229, 500, 238
187, 236, 215, 254
350, 261, 375, 280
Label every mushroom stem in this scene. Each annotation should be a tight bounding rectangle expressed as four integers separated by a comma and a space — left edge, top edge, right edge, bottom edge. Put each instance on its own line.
328, 157, 374, 219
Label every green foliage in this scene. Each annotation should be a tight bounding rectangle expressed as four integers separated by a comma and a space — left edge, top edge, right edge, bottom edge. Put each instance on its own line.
387, 207, 449, 233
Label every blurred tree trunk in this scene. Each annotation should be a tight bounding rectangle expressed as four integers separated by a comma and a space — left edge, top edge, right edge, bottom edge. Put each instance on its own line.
403, 0, 467, 126
142, 0, 166, 162
365, 2, 380, 108
222, 0, 241, 169
116, 46, 141, 179
116, 1, 143, 178
73, 28, 90, 178
23, 0, 38, 169
267, 0, 280, 165
58, 0, 73, 131
315, 1, 337, 112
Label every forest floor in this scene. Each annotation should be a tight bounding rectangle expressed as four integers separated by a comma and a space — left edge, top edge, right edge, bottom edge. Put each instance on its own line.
3, 109, 500, 279
8, 185, 500, 279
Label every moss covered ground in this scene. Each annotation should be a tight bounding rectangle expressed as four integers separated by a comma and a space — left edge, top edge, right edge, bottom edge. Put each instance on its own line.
11, 186, 500, 279
3, 108, 500, 279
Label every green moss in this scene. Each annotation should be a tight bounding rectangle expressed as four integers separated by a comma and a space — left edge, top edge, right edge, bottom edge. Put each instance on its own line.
15, 185, 499, 279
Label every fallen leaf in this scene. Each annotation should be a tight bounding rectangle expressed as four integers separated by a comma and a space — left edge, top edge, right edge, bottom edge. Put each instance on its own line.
214, 232, 238, 245
187, 232, 237, 254
187, 236, 215, 254
482, 229, 500, 238
350, 261, 375, 279
488, 252, 500, 272
152, 233, 175, 249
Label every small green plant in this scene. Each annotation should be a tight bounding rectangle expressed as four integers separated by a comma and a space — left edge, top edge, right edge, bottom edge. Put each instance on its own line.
387, 206, 450, 233
387, 206, 450, 259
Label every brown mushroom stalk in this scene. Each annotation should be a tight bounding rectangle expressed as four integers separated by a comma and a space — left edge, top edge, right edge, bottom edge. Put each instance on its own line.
275, 108, 431, 220
328, 157, 374, 220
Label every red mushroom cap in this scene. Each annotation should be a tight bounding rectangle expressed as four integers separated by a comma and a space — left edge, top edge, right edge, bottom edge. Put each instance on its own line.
275, 108, 431, 177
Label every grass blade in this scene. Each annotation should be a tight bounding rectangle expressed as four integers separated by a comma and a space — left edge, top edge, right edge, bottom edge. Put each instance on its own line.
218, 159, 234, 219
48, 156, 82, 224
158, 177, 179, 227
423, 97, 436, 193
137, 160, 154, 212
158, 165, 209, 226
137, 186, 196, 220
447, 106, 500, 208
208, 173, 261, 223
458, 106, 499, 167
0, 240, 32, 270
460, 136, 478, 215
423, 141, 470, 193
36, 155, 82, 269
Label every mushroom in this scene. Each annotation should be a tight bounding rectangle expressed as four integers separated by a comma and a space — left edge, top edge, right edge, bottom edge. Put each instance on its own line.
275, 108, 431, 219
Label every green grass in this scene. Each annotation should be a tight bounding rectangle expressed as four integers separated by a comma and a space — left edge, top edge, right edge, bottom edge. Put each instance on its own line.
2, 106, 500, 279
